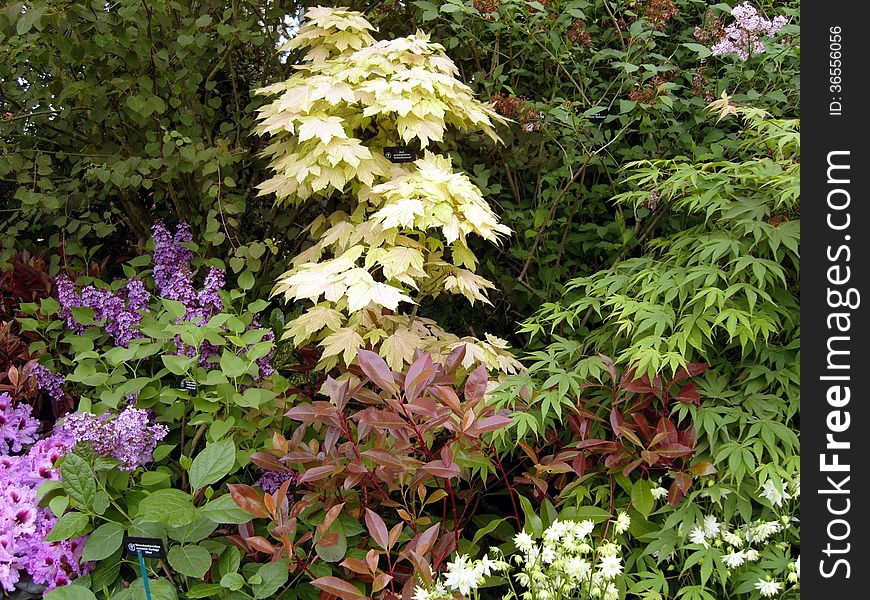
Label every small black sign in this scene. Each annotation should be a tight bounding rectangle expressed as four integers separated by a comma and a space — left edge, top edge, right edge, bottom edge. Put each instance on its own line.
178, 379, 197, 393
384, 146, 417, 163
123, 537, 166, 558
584, 110, 609, 122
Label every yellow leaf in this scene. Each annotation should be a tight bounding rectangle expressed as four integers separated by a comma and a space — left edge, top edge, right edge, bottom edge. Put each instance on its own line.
320, 327, 364, 366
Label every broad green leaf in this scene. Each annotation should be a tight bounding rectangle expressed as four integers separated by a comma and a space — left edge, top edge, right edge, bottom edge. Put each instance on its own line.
44, 511, 90, 542
201, 494, 253, 525
82, 523, 125, 562
168, 544, 212, 579
61, 454, 97, 508
219, 350, 248, 378
138, 489, 197, 527
189, 439, 236, 491
251, 561, 289, 599
45, 586, 97, 600
631, 479, 655, 518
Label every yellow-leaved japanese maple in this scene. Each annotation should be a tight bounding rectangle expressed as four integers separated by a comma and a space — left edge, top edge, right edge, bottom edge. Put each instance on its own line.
257, 6, 520, 372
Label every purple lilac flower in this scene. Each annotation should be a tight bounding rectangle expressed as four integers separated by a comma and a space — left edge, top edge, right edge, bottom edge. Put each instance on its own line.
54, 275, 85, 334
0, 394, 39, 455
256, 470, 297, 495
30, 364, 65, 403
53, 276, 150, 348
711, 2, 788, 60
152, 220, 194, 293
55, 408, 168, 471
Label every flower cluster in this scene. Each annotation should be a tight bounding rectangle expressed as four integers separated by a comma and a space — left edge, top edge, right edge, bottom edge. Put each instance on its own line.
0, 393, 39, 453
567, 20, 592, 47
0, 395, 90, 593
55, 274, 151, 347
681, 493, 799, 598
56, 407, 169, 471
415, 517, 629, 600
30, 363, 65, 403
710, 2, 788, 61
256, 469, 298, 495
54, 220, 275, 379
490, 93, 542, 133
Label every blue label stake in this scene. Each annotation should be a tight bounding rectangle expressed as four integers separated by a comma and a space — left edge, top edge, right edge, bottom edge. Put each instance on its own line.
136, 549, 153, 600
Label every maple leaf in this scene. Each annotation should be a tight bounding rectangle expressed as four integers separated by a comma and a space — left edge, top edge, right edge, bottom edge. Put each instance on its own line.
443, 269, 495, 305
284, 304, 345, 345
320, 327, 365, 366
298, 115, 348, 144
380, 327, 422, 370
372, 199, 425, 229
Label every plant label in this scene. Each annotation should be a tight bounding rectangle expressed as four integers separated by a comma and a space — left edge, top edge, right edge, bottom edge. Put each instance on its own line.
384, 146, 416, 163
123, 537, 166, 558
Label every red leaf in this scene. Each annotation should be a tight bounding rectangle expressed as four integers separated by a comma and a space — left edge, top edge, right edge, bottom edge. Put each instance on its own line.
227, 484, 269, 519
285, 404, 317, 422
405, 354, 436, 400
365, 508, 391, 550
464, 365, 489, 401
656, 443, 694, 458
249, 452, 289, 472
443, 345, 467, 375
419, 460, 460, 479
362, 449, 414, 470
358, 349, 397, 393
359, 408, 408, 430
688, 460, 717, 476
339, 557, 370, 575
311, 577, 368, 600
298, 465, 339, 484
674, 383, 701, 405
472, 415, 513, 434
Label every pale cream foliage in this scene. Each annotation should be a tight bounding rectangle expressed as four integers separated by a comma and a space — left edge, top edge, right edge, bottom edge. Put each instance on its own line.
261, 7, 520, 373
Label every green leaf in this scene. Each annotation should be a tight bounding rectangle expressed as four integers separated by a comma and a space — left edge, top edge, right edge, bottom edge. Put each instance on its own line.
131, 577, 178, 600
186, 584, 224, 599
219, 350, 248, 378
238, 270, 255, 290
517, 495, 543, 537
251, 561, 289, 599
201, 494, 253, 525
220, 573, 245, 591
44, 511, 90, 542
168, 544, 212, 579
162, 354, 195, 375
60, 454, 97, 508
315, 518, 347, 563
82, 523, 125, 562
631, 479, 655, 518
189, 439, 236, 491
45, 586, 98, 600
138, 489, 197, 527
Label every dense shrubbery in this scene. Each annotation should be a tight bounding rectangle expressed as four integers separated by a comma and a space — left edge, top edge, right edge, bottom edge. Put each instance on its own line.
0, 2, 798, 600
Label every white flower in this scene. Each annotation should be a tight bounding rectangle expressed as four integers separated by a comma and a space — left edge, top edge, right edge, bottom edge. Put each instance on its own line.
614, 512, 631, 534
598, 542, 620, 558
754, 578, 783, 597
745, 549, 760, 562
514, 531, 535, 553
476, 554, 498, 577
722, 530, 744, 548
750, 521, 783, 543
541, 545, 556, 564
689, 526, 709, 547
651, 486, 669, 500
796, 555, 800, 579
565, 557, 592, 580
722, 550, 745, 568
412, 587, 430, 600
791, 477, 800, 498
597, 555, 623, 579
444, 555, 481, 596
703, 515, 721, 537
760, 480, 792, 507
603, 582, 619, 600
576, 519, 595, 538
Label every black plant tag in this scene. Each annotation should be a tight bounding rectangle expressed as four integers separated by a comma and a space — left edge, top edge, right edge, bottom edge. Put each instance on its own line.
123, 537, 166, 558
179, 379, 197, 393
384, 146, 417, 163
584, 109, 609, 122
